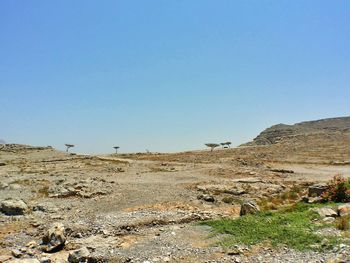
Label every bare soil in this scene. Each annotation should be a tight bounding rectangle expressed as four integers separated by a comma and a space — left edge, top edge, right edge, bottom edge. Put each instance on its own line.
1, 131, 350, 262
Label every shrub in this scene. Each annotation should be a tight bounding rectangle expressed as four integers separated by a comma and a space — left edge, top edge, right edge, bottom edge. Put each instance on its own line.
222, 196, 234, 204
322, 175, 350, 202
336, 216, 350, 231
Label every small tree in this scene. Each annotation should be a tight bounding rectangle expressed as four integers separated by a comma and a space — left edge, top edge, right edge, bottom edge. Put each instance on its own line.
205, 143, 220, 152
113, 146, 120, 154
220, 143, 226, 148
65, 144, 74, 152
225, 141, 232, 148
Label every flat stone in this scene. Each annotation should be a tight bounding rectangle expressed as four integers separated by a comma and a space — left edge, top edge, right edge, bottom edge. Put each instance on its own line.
314, 207, 337, 218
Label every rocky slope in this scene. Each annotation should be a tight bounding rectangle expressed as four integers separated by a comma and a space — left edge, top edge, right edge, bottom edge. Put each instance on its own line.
245, 117, 350, 146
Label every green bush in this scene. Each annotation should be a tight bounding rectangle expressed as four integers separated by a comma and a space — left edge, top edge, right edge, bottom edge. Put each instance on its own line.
322, 175, 350, 202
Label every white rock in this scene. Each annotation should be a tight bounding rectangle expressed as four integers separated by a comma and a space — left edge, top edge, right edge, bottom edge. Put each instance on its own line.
1, 199, 28, 215
42, 222, 66, 252
68, 247, 90, 263
314, 207, 337, 218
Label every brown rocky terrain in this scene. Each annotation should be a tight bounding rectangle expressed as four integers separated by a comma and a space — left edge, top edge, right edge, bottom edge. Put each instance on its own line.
1, 117, 350, 262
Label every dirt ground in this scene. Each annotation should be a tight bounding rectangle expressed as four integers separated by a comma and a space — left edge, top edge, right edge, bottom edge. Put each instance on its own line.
0, 143, 350, 262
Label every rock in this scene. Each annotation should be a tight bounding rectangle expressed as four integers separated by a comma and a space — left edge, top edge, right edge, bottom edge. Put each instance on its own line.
9, 184, 22, 190
11, 249, 23, 258
42, 222, 66, 252
7, 259, 40, 263
33, 202, 59, 213
48, 186, 76, 198
301, 196, 323, 204
323, 217, 336, 223
338, 203, 350, 217
270, 168, 294, 174
197, 194, 215, 202
236, 178, 262, 183
39, 258, 51, 263
0, 255, 13, 262
0, 199, 28, 215
0, 182, 9, 189
227, 248, 242, 255
314, 207, 337, 218
68, 247, 90, 263
308, 183, 328, 197
26, 241, 37, 248
240, 200, 260, 216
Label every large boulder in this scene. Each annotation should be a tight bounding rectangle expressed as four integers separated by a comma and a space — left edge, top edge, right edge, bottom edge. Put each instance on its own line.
240, 200, 260, 216
338, 203, 350, 217
0, 199, 28, 215
308, 183, 328, 197
42, 223, 66, 252
68, 247, 90, 263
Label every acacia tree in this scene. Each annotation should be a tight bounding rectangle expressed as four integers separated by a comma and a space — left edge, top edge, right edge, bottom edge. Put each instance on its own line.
65, 144, 74, 152
205, 143, 220, 152
220, 143, 226, 148
225, 141, 232, 148
113, 146, 120, 154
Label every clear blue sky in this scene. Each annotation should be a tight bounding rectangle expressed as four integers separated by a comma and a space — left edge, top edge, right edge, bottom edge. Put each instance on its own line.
1, 1, 349, 154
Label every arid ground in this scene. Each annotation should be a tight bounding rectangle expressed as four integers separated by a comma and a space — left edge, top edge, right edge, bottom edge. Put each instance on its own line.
1, 117, 350, 262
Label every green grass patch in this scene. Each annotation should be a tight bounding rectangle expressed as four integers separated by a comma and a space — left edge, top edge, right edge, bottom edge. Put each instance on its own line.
201, 203, 347, 251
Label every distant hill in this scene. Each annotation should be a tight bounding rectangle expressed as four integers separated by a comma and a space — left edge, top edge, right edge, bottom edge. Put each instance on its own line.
245, 117, 350, 146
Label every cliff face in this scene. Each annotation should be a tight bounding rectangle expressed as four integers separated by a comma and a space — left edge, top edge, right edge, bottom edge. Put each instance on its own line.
245, 117, 350, 146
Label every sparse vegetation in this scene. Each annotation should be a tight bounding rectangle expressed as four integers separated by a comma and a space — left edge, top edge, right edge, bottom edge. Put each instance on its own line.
336, 216, 350, 231
221, 196, 235, 204
258, 186, 305, 211
322, 175, 350, 202
201, 203, 347, 251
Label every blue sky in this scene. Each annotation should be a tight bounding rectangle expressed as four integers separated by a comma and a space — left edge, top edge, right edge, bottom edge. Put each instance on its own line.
1, 1, 349, 154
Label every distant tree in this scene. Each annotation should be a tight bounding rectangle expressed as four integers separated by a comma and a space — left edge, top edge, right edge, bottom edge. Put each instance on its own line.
205, 143, 220, 152
65, 144, 74, 152
220, 143, 226, 148
113, 146, 120, 154
225, 141, 232, 148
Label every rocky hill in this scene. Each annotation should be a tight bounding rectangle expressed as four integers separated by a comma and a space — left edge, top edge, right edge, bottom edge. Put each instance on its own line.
245, 117, 350, 146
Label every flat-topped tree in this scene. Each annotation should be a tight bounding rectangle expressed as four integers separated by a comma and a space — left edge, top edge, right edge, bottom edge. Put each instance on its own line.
225, 141, 232, 148
65, 144, 74, 152
220, 143, 226, 148
205, 143, 220, 152
113, 146, 120, 154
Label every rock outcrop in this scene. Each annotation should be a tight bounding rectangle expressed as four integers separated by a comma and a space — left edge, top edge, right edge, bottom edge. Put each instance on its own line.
244, 117, 350, 146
